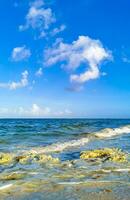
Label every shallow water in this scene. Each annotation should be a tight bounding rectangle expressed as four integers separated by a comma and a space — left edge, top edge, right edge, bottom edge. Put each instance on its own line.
0, 119, 130, 199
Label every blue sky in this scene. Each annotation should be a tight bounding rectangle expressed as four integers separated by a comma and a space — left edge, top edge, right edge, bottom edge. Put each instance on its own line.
0, 0, 130, 118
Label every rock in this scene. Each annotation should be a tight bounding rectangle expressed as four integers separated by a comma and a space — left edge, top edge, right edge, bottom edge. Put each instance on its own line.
15, 153, 60, 165
80, 148, 127, 163
1, 172, 27, 181
0, 153, 14, 165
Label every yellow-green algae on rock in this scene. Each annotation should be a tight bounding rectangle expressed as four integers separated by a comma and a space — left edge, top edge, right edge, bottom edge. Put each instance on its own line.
16, 153, 60, 165
0, 151, 60, 166
80, 148, 127, 163
0, 172, 27, 181
0, 153, 14, 165
37, 154, 59, 164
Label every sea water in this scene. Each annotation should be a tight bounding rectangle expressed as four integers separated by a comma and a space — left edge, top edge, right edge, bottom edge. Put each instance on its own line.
0, 119, 130, 199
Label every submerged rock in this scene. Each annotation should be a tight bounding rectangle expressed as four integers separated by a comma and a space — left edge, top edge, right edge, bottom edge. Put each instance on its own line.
80, 148, 127, 163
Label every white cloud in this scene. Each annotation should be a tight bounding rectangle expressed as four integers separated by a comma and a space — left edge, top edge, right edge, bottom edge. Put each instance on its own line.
19, 0, 66, 38
64, 109, 72, 115
102, 72, 107, 76
31, 0, 44, 8
30, 103, 51, 116
45, 35, 112, 84
0, 70, 29, 90
0, 104, 73, 118
12, 46, 31, 61
35, 67, 43, 76
51, 25, 66, 36
39, 30, 46, 38
19, 0, 55, 33
28, 104, 72, 117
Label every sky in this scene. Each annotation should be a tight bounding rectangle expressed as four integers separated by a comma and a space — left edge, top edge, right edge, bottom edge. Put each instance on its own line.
0, 0, 130, 118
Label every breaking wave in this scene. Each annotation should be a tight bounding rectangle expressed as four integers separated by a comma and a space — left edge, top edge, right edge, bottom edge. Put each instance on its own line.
94, 125, 130, 138
30, 138, 89, 153
29, 125, 130, 153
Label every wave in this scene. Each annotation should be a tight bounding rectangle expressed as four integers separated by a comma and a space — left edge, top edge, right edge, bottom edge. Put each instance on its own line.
29, 125, 130, 154
30, 138, 89, 153
94, 125, 130, 138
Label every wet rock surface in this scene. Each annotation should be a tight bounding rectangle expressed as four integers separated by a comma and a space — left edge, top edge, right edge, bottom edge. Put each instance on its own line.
0, 148, 130, 200
80, 148, 127, 163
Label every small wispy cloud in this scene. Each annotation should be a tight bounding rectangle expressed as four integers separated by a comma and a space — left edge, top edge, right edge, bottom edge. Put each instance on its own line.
11, 46, 31, 62
121, 48, 130, 64
35, 67, 43, 77
51, 24, 66, 36
0, 70, 29, 90
66, 85, 84, 92
122, 56, 130, 63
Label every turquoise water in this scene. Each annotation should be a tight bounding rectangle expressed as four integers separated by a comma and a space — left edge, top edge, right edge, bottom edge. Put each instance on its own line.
0, 119, 130, 199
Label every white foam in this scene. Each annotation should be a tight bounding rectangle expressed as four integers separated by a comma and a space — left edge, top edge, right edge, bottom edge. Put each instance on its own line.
31, 138, 89, 153
102, 168, 130, 173
113, 168, 130, 172
101, 169, 112, 173
58, 180, 121, 185
58, 181, 84, 185
94, 125, 130, 138
29, 125, 130, 154
0, 184, 13, 190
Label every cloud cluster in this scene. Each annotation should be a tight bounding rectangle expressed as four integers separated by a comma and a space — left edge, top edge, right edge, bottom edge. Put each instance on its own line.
0, 104, 73, 118
19, 0, 65, 38
19, 0, 55, 31
45, 36, 112, 84
20, 103, 51, 117
11, 46, 31, 62
0, 70, 29, 90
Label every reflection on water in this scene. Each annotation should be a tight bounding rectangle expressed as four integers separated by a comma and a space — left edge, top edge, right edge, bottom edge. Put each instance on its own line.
0, 119, 130, 199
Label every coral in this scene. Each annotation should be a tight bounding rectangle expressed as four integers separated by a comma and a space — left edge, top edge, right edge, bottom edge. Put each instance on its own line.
80, 148, 127, 163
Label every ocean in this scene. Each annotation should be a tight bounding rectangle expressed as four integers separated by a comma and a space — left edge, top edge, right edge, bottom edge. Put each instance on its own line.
0, 119, 130, 199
